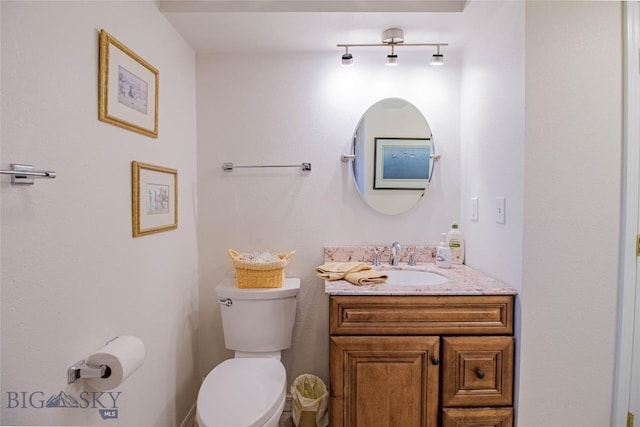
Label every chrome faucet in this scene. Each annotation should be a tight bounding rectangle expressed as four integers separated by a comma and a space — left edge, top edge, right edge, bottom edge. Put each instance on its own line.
408, 251, 416, 266
391, 241, 401, 266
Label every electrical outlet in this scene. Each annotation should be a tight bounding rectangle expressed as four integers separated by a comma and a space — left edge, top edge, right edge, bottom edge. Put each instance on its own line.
471, 197, 479, 221
496, 197, 506, 224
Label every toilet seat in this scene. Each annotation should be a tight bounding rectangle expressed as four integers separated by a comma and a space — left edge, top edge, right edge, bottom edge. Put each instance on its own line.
196, 358, 286, 427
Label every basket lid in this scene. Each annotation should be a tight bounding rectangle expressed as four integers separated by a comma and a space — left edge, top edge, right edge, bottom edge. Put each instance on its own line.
216, 278, 300, 299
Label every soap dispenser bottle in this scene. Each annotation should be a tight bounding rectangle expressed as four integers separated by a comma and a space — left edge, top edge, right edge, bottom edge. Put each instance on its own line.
436, 233, 452, 269
447, 221, 465, 265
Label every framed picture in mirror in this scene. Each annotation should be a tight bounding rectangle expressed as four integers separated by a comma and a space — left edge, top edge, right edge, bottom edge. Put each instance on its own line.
373, 137, 432, 190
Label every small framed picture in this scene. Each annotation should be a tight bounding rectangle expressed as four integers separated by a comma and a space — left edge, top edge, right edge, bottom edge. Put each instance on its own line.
131, 161, 177, 237
374, 137, 432, 190
99, 30, 159, 138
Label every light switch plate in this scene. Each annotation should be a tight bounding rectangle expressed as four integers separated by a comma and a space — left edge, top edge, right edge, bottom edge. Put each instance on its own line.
496, 197, 506, 224
471, 197, 479, 221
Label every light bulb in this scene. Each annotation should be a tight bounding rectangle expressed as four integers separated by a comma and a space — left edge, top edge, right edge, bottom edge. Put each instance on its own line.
341, 53, 354, 67
430, 53, 444, 66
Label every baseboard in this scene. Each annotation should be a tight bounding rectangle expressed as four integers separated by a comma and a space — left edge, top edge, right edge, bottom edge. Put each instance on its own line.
180, 402, 197, 427
284, 394, 292, 413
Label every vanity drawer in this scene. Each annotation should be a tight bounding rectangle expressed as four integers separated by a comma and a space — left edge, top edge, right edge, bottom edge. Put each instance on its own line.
442, 407, 514, 427
441, 336, 514, 407
330, 295, 513, 336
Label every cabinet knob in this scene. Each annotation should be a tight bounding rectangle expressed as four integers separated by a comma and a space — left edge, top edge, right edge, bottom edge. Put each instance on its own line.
431, 357, 439, 366
476, 370, 485, 379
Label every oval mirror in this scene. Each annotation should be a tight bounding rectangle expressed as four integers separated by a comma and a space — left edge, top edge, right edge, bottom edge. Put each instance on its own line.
347, 98, 436, 215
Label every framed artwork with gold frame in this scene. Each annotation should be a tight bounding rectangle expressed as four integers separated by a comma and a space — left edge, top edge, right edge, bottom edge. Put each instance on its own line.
99, 30, 159, 138
132, 161, 177, 237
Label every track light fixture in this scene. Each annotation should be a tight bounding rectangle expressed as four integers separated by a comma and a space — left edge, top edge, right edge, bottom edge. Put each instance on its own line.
337, 28, 447, 67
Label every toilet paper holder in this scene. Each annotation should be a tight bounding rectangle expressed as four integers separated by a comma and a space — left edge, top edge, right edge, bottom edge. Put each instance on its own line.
67, 360, 111, 384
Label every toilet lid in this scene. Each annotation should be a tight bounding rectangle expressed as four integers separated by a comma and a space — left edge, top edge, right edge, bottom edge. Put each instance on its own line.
197, 358, 286, 427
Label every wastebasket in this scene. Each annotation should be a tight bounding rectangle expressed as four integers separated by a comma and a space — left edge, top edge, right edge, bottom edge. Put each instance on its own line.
290, 374, 329, 427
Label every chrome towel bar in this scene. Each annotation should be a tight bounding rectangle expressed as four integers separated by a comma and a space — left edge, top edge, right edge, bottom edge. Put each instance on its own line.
0, 164, 56, 184
222, 162, 311, 172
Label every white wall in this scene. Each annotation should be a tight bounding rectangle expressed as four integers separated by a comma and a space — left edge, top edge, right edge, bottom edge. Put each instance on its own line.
460, 1, 525, 288
0, 2, 3, 421
195, 50, 462, 383
0, 2, 627, 426
1, 2, 199, 425
460, 0, 525, 413
519, 2, 622, 426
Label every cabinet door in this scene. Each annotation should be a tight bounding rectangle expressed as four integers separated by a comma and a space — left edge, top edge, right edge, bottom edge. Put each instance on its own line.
442, 336, 514, 407
330, 336, 440, 427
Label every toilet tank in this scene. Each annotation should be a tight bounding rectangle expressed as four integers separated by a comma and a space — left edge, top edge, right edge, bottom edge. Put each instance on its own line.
215, 278, 300, 353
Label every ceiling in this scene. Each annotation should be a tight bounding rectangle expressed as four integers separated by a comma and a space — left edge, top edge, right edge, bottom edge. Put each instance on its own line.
158, 0, 499, 54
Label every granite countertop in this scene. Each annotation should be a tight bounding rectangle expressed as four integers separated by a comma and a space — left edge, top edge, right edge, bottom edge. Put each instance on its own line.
323, 246, 517, 296
324, 263, 517, 296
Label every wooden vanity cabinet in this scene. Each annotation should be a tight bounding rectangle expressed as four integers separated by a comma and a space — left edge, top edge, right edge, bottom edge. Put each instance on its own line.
329, 295, 515, 427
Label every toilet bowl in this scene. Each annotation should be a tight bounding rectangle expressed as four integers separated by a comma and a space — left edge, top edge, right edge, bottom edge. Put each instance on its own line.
196, 359, 286, 427
196, 278, 300, 427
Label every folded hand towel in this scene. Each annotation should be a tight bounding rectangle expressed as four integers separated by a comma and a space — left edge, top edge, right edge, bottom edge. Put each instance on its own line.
315, 262, 371, 281
344, 270, 388, 286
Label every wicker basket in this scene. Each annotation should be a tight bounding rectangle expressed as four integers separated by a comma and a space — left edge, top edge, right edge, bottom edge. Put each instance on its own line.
228, 249, 295, 288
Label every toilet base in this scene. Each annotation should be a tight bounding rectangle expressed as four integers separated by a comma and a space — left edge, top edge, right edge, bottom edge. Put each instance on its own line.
263, 394, 286, 427
196, 393, 285, 427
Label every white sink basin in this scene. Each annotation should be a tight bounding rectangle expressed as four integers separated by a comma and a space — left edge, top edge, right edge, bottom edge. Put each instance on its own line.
383, 270, 448, 286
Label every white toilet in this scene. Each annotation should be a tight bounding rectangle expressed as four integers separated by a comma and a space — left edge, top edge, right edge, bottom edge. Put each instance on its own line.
196, 277, 300, 427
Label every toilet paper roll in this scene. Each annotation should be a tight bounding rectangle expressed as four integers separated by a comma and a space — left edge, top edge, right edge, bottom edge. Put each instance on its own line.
86, 335, 145, 391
